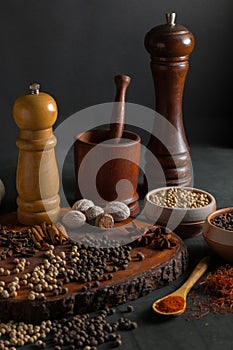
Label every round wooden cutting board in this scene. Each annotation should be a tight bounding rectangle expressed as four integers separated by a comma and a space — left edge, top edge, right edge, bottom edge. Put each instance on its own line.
0, 212, 188, 322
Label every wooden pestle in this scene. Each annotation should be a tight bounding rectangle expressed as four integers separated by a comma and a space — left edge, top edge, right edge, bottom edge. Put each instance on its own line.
109, 75, 131, 142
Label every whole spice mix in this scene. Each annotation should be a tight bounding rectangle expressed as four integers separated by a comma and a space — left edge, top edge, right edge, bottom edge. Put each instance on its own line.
0, 235, 133, 301
0, 307, 137, 349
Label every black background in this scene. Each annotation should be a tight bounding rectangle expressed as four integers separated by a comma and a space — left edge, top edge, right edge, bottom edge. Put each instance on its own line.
0, 4, 233, 349
0, 0, 232, 157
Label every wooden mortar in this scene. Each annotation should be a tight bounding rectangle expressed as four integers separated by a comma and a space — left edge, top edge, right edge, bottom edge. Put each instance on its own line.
74, 75, 140, 216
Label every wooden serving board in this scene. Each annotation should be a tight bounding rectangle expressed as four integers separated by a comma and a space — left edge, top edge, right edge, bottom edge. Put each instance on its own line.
0, 212, 188, 323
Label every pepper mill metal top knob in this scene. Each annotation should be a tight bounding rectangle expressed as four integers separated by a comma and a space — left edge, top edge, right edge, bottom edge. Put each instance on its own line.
144, 13, 195, 189
29, 82, 40, 94
13, 84, 60, 225
145, 12, 194, 58
14, 83, 58, 131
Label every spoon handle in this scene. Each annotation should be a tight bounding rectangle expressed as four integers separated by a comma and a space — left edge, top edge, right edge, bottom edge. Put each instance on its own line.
179, 256, 211, 297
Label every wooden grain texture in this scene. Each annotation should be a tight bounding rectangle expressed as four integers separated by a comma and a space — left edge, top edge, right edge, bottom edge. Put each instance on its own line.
109, 75, 131, 140
144, 14, 195, 190
74, 74, 140, 216
74, 129, 140, 217
0, 213, 188, 322
13, 90, 60, 225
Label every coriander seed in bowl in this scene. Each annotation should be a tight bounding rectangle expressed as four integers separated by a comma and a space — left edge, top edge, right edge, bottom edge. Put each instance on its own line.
149, 187, 210, 209
144, 187, 216, 238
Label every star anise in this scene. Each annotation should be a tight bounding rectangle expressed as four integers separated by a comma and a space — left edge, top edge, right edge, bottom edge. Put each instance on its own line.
133, 225, 177, 250
151, 232, 177, 250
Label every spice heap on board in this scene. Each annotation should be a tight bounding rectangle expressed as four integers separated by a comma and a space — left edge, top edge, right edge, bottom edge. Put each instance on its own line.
0, 240, 132, 301
0, 222, 68, 257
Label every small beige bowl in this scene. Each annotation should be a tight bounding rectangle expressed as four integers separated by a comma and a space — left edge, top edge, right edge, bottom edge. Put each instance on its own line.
143, 186, 216, 239
203, 207, 233, 262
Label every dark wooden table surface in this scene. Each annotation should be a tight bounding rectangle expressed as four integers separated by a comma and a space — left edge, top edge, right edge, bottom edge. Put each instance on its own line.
0, 145, 233, 350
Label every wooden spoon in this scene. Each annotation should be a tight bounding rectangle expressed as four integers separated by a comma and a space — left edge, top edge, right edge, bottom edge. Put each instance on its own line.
152, 256, 211, 316
109, 74, 131, 142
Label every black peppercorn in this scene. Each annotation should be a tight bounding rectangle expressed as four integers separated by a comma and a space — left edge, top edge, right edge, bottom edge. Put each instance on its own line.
93, 281, 100, 288
54, 345, 62, 350
127, 305, 134, 313
113, 338, 122, 347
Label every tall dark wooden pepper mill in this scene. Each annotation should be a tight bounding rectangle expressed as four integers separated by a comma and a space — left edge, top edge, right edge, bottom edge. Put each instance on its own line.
144, 12, 194, 190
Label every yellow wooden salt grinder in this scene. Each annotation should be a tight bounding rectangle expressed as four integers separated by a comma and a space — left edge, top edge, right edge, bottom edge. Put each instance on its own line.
13, 83, 60, 225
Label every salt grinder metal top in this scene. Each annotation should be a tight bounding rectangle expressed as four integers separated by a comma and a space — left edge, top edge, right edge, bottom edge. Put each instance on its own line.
13, 83, 60, 225
144, 12, 195, 189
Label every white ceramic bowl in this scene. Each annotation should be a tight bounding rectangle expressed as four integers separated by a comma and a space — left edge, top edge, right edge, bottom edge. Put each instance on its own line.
143, 186, 216, 238
202, 207, 233, 261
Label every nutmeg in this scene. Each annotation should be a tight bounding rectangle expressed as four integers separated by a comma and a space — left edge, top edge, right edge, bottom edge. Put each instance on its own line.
62, 210, 86, 229
95, 213, 114, 228
72, 199, 94, 213
85, 205, 104, 225
103, 201, 130, 222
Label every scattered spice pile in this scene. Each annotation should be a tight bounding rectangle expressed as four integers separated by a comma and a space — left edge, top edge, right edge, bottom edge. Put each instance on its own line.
0, 306, 137, 349
186, 264, 233, 320
0, 239, 132, 301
